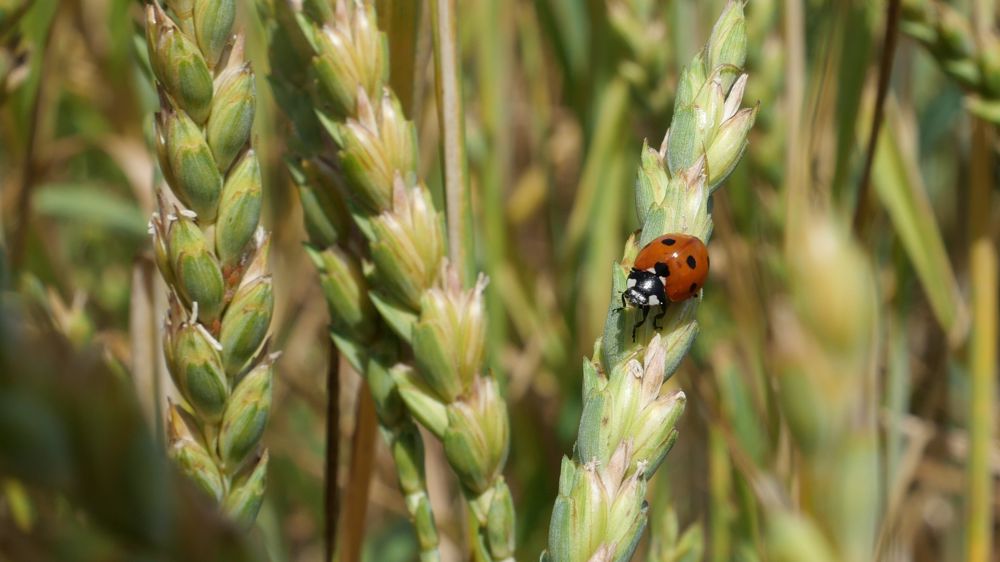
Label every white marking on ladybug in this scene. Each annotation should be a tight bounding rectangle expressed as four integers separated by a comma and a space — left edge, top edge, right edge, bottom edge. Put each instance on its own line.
626, 277, 637, 288
647, 294, 661, 305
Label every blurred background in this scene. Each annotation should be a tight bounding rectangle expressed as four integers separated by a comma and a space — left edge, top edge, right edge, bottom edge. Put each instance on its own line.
0, 0, 998, 560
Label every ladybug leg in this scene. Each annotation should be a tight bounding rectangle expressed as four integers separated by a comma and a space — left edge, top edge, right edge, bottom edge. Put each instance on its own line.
652, 303, 667, 331
632, 306, 651, 342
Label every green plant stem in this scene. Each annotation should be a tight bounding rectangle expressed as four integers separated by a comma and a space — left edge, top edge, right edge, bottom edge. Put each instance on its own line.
324, 346, 340, 562
965, 119, 996, 562
341, 384, 378, 562
431, 0, 473, 285
968, 10, 997, 562
853, 0, 901, 235
871, 103, 968, 345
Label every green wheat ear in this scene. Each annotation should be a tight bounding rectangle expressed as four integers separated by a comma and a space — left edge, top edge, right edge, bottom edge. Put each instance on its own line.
901, 0, 1000, 124
264, 0, 446, 558
145, 0, 275, 528
264, 0, 516, 558
544, 2, 755, 560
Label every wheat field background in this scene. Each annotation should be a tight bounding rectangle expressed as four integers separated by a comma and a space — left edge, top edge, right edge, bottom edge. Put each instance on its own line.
0, 0, 997, 561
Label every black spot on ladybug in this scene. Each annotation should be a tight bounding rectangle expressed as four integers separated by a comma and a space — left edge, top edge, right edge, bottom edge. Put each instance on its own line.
655, 262, 670, 277
686, 255, 697, 269
690, 283, 698, 293
662, 238, 676, 246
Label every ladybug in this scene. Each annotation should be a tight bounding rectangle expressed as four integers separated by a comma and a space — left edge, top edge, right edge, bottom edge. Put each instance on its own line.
622, 233, 709, 341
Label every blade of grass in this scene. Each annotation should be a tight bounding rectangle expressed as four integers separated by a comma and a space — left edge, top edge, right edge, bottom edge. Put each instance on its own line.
476, 0, 512, 365
871, 101, 968, 345
531, 0, 589, 109
804, 1, 853, 202
578, 144, 626, 341
563, 76, 630, 265
831, 3, 874, 199
33, 182, 148, 240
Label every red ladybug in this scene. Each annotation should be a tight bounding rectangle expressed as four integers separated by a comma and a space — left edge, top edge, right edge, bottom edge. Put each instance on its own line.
622, 233, 709, 341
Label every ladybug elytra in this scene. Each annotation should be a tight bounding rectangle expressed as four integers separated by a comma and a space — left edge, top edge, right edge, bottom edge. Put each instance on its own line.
622, 233, 709, 341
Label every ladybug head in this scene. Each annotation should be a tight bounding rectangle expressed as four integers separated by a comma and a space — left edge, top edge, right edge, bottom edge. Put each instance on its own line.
623, 269, 664, 307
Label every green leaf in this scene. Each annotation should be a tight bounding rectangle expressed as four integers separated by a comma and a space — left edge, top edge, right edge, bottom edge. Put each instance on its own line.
872, 104, 968, 344
33, 183, 147, 240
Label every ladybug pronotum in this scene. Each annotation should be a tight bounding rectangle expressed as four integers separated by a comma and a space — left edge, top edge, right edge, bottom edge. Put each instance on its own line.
622, 233, 709, 341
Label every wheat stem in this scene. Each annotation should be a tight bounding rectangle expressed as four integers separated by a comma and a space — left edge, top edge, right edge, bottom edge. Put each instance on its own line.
965, 118, 996, 562
430, 0, 472, 286
853, 0, 901, 234
323, 347, 340, 562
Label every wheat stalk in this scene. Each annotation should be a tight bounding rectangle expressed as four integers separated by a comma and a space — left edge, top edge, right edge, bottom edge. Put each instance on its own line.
145, 0, 274, 528
264, 0, 516, 558
543, 2, 755, 560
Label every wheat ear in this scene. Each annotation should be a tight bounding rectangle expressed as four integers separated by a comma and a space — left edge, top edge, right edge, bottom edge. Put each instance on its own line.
267, 0, 516, 558
263, 0, 448, 558
146, 0, 274, 528
543, 2, 756, 560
